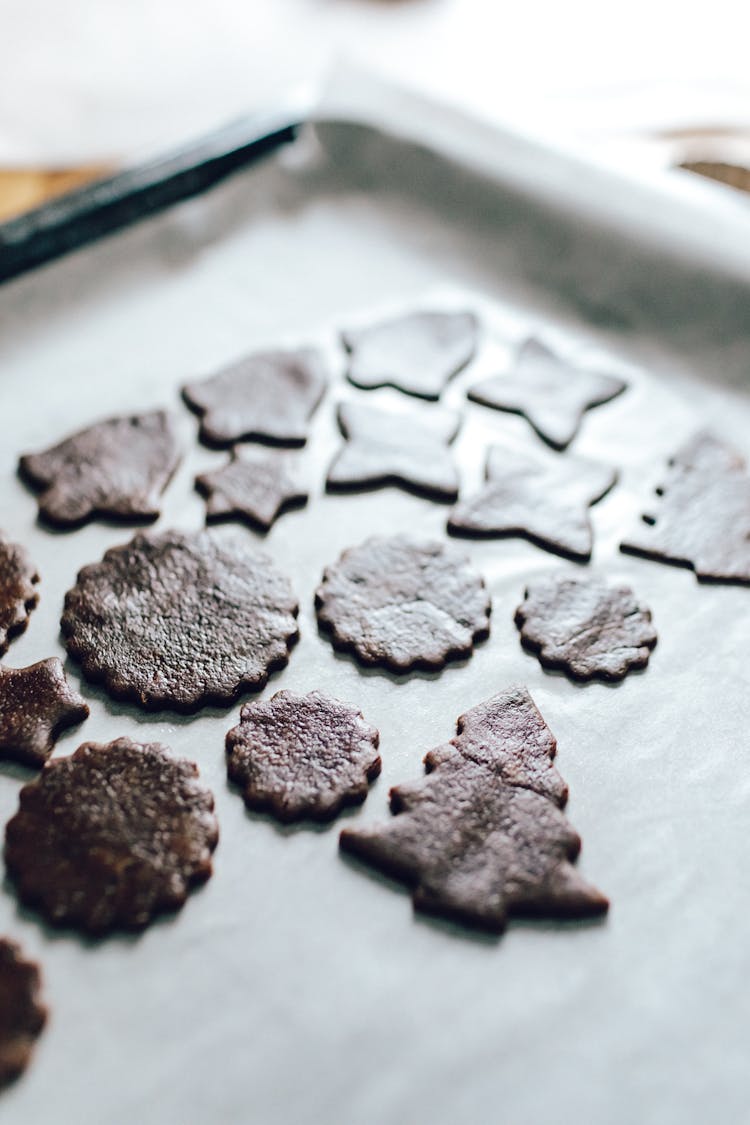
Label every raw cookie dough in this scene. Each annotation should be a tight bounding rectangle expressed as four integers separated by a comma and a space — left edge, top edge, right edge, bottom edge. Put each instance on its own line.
315, 535, 491, 673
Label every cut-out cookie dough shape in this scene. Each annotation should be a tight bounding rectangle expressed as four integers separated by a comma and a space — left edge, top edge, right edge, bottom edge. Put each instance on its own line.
448, 443, 617, 562
0, 658, 89, 768
340, 686, 608, 934
515, 574, 657, 682
5, 738, 219, 935
19, 411, 181, 528
0, 535, 39, 655
326, 401, 461, 501
226, 690, 381, 822
467, 338, 627, 450
196, 448, 308, 531
0, 939, 47, 1089
183, 348, 328, 447
315, 535, 491, 673
620, 431, 750, 584
342, 310, 479, 400
61, 530, 299, 711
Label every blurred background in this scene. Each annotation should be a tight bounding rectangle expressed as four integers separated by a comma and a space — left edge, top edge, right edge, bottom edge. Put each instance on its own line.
2, 0, 750, 220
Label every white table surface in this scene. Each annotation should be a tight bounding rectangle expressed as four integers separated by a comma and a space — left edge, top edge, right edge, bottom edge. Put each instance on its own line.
2, 0, 750, 165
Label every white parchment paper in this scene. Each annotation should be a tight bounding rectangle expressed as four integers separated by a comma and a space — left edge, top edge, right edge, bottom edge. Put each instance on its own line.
1, 80, 750, 1125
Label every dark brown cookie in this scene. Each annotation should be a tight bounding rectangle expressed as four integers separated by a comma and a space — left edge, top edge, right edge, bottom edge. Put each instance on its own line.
0, 939, 47, 1089
0, 535, 39, 655
195, 448, 308, 531
620, 431, 750, 584
226, 690, 381, 822
467, 338, 627, 450
340, 687, 608, 934
342, 311, 479, 400
61, 530, 299, 710
326, 401, 461, 501
18, 411, 181, 528
5, 737, 219, 934
183, 348, 328, 447
515, 574, 657, 682
316, 535, 491, 673
447, 443, 617, 561
0, 658, 89, 768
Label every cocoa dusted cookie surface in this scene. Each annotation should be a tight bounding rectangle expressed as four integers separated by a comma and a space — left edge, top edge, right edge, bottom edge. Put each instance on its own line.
621, 431, 750, 584
340, 687, 608, 934
326, 400, 461, 501
315, 535, 491, 673
61, 529, 298, 710
342, 310, 478, 400
448, 443, 616, 562
196, 448, 308, 531
183, 348, 328, 447
0, 939, 47, 1089
18, 411, 181, 528
515, 574, 657, 682
0, 534, 39, 655
5, 738, 219, 934
227, 690, 381, 822
0, 658, 89, 768
467, 337, 627, 450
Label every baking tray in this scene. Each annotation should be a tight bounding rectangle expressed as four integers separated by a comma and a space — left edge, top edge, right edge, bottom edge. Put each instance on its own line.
2, 69, 750, 1125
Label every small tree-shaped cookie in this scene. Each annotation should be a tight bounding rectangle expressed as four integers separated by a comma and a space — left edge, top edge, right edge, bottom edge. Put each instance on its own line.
341, 687, 607, 934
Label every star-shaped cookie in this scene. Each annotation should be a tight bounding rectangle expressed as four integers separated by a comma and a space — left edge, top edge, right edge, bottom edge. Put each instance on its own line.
447, 443, 617, 562
326, 401, 461, 501
0, 658, 89, 768
183, 348, 328, 447
342, 310, 479, 400
196, 448, 308, 531
467, 338, 627, 450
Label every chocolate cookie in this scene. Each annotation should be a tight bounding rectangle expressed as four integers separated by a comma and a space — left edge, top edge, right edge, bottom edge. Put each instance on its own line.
467, 338, 627, 450
226, 690, 381, 822
0, 939, 46, 1089
515, 575, 657, 682
196, 448, 308, 531
316, 535, 491, 672
5, 738, 219, 934
0, 658, 89, 768
183, 348, 328, 447
326, 401, 461, 501
620, 432, 750, 584
342, 311, 479, 400
61, 530, 299, 710
447, 443, 617, 562
340, 687, 608, 934
0, 535, 39, 655
19, 411, 181, 528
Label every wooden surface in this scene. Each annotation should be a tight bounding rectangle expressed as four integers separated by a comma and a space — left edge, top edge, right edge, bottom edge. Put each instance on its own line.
0, 166, 110, 221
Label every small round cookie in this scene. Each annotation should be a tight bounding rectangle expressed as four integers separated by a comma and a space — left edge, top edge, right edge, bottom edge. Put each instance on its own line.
315, 535, 491, 673
515, 574, 657, 682
5, 738, 219, 934
227, 690, 381, 822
